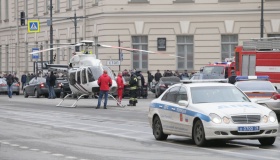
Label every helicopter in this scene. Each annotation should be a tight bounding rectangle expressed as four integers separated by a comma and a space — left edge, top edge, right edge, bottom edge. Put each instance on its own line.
30, 40, 183, 108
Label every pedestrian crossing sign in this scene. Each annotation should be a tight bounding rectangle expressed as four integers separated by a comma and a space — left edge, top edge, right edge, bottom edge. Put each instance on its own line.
28, 20, 40, 33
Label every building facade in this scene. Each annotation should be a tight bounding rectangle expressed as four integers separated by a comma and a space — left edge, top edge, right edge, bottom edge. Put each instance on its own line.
0, 0, 280, 76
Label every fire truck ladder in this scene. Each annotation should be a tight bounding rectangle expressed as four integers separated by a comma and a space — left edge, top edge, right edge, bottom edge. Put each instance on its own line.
243, 37, 280, 51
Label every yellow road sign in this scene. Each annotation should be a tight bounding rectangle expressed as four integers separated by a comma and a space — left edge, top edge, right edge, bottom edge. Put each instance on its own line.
28, 20, 40, 33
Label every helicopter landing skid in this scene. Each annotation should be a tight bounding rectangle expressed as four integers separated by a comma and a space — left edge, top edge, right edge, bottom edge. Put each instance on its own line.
108, 94, 126, 108
56, 93, 89, 108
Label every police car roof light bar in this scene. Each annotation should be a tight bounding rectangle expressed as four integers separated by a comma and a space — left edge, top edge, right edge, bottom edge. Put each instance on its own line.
235, 75, 269, 81
181, 79, 228, 84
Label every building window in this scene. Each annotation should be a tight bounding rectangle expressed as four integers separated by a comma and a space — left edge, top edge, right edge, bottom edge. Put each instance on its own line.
56, 40, 60, 63
44, 0, 49, 14
129, 0, 149, 3
5, 0, 9, 20
34, 0, 38, 16
221, 35, 238, 61
268, 34, 280, 38
132, 36, 148, 70
93, 0, 100, 6
25, 0, 28, 17
67, 0, 72, 10
79, 0, 83, 8
177, 36, 194, 70
56, 0, 60, 12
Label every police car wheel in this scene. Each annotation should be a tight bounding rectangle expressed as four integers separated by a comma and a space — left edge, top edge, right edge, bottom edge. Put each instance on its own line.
193, 120, 207, 146
258, 137, 276, 146
153, 116, 168, 140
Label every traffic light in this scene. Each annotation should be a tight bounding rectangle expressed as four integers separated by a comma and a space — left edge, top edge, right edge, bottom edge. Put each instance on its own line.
20, 11, 25, 26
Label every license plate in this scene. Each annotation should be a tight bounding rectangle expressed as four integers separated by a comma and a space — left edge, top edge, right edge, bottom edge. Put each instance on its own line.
238, 126, 260, 132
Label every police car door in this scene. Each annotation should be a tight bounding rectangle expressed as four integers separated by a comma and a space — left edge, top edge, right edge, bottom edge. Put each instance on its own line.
161, 86, 180, 134
172, 86, 191, 136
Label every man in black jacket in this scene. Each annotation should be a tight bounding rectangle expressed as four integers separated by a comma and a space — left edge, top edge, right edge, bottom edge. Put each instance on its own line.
154, 70, 162, 82
49, 71, 57, 99
228, 70, 237, 84
6, 74, 14, 98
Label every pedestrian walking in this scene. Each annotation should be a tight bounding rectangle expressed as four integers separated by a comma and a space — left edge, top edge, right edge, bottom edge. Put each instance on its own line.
6, 73, 14, 98
49, 71, 57, 99
96, 70, 112, 109
127, 72, 138, 106
21, 73, 27, 90
116, 72, 124, 106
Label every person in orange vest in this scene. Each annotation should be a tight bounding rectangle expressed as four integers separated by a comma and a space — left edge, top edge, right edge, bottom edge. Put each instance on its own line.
116, 72, 124, 106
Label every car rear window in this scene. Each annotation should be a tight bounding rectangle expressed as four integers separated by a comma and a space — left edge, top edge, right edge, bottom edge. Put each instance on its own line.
236, 81, 275, 91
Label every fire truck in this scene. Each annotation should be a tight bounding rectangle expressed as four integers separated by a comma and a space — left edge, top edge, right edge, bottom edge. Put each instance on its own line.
235, 37, 280, 88
202, 60, 235, 79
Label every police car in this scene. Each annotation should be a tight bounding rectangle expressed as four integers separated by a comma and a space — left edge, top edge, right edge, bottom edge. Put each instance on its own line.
234, 76, 280, 114
148, 80, 279, 146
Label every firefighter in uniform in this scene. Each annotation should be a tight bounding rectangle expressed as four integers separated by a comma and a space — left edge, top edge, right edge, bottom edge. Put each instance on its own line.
127, 72, 138, 106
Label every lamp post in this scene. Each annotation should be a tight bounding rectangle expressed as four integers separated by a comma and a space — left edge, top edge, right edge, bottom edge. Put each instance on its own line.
40, 43, 43, 76
260, 0, 264, 38
50, 0, 54, 64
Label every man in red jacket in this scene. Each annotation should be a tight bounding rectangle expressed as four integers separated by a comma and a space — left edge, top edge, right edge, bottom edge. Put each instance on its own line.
96, 70, 112, 109
116, 72, 124, 106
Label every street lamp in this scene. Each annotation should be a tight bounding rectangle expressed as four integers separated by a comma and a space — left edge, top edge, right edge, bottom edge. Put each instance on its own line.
260, 0, 264, 38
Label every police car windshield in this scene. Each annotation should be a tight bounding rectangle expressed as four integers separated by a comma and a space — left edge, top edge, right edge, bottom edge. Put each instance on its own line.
203, 66, 224, 75
236, 81, 275, 91
191, 86, 250, 104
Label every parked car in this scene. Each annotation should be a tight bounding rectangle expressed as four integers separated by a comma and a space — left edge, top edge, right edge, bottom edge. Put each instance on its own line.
0, 78, 20, 95
154, 76, 181, 98
23, 77, 61, 98
234, 76, 280, 115
57, 78, 71, 98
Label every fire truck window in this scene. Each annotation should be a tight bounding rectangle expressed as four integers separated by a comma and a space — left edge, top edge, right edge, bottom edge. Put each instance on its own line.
77, 71, 81, 84
69, 72, 76, 85
225, 67, 228, 78
82, 69, 87, 84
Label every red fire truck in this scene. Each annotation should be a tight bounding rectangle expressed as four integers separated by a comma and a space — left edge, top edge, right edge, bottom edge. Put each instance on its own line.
235, 38, 280, 88
202, 60, 235, 79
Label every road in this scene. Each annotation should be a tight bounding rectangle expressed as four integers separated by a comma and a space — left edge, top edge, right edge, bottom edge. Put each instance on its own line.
0, 93, 279, 160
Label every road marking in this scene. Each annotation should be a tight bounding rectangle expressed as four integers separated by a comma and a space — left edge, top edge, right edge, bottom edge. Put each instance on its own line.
41, 151, 51, 154
19, 146, 29, 149
10, 144, 20, 147
52, 153, 64, 157
1, 142, 10, 145
65, 156, 78, 159
30, 148, 40, 151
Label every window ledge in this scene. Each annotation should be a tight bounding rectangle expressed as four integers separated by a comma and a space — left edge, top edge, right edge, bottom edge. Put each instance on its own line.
128, 0, 149, 3
92, 3, 98, 6
66, 8, 72, 12
3, 19, 9, 22
43, 12, 49, 15
78, 6, 83, 9
33, 14, 38, 17
54, 10, 60, 13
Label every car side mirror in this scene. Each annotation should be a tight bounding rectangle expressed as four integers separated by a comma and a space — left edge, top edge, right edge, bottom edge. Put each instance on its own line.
178, 100, 189, 107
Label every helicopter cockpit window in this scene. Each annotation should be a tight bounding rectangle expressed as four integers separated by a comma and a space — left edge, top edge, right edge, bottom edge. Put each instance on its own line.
82, 69, 87, 84
77, 71, 81, 84
69, 72, 76, 85
102, 66, 115, 80
87, 67, 95, 82
88, 66, 103, 81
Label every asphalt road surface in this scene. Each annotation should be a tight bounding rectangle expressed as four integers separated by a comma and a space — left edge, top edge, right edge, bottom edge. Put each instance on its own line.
0, 93, 279, 160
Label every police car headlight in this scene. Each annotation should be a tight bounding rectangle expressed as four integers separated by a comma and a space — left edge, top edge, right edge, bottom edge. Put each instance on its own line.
223, 117, 230, 124
209, 113, 222, 124
263, 115, 268, 123
269, 111, 277, 123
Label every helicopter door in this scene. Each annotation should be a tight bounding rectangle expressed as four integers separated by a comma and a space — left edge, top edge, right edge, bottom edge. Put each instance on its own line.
82, 68, 87, 84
